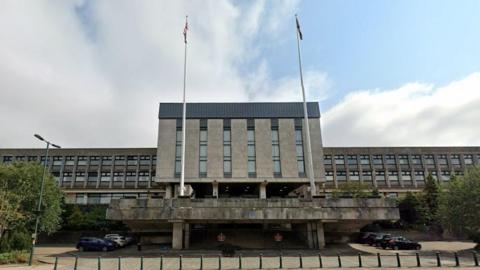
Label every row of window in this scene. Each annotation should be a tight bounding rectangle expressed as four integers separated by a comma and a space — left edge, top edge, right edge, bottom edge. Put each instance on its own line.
325, 170, 461, 183
53, 171, 154, 183
2, 155, 156, 166
75, 193, 151, 204
324, 154, 479, 166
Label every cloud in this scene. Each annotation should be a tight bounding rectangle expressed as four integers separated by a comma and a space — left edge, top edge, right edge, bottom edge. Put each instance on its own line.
322, 72, 480, 146
0, 0, 314, 148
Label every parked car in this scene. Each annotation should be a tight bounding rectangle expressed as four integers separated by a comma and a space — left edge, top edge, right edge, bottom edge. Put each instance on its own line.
364, 233, 379, 245
359, 232, 376, 244
384, 237, 421, 250
372, 233, 392, 247
104, 234, 127, 247
76, 237, 115, 251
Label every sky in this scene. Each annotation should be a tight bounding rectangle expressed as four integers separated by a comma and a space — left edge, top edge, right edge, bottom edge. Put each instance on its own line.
1, 0, 480, 148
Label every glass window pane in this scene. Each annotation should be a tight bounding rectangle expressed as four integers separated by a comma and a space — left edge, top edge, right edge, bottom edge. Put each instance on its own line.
272, 145, 280, 156
200, 145, 207, 157
199, 161, 207, 173
248, 145, 255, 156
224, 161, 231, 173
223, 145, 231, 157
296, 145, 303, 156
297, 161, 305, 173
248, 161, 256, 173
295, 130, 302, 141
200, 130, 208, 141
223, 130, 230, 141
271, 130, 279, 141
247, 130, 255, 141
273, 161, 281, 173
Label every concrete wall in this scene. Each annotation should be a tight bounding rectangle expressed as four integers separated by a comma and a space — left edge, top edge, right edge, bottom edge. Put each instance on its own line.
279, 119, 298, 178
157, 119, 176, 179
255, 119, 273, 178
207, 120, 223, 178
232, 119, 248, 178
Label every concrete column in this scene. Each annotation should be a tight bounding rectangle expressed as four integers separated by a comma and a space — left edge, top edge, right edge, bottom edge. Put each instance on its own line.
184, 223, 190, 249
307, 222, 314, 249
212, 182, 219, 198
316, 221, 325, 249
260, 182, 267, 199
165, 185, 172, 199
172, 222, 184, 249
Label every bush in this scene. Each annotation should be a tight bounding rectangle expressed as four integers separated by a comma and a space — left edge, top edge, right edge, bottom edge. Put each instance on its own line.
0, 228, 31, 253
0, 251, 28, 264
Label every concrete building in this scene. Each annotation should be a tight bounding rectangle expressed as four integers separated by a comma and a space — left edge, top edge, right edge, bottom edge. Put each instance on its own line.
1, 102, 479, 249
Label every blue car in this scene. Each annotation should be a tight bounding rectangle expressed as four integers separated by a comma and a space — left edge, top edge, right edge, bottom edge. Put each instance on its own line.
76, 237, 115, 251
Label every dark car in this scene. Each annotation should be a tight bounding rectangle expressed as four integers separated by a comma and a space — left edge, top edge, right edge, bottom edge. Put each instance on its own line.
76, 237, 115, 252
385, 237, 421, 250
359, 232, 376, 244
372, 233, 392, 247
364, 233, 379, 245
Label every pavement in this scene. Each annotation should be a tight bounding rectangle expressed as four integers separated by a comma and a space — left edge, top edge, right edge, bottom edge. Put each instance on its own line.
1, 241, 477, 270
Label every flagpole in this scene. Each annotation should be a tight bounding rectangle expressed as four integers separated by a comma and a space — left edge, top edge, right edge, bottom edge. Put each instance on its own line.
180, 15, 188, 197
295, 14, 317, 196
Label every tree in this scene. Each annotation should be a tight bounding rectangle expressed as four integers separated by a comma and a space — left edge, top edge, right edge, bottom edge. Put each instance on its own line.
398, 192, 421, 225
0, 162, 63, 249
439, 166, 480, 247
332, 182, 374, 198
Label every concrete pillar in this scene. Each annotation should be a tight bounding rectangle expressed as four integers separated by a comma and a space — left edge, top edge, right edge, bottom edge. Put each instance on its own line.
165, 185, 172, 199
260, 182, 267, 199
316, 221, 325, 249
212, 182, 218, 198
172, 222, 184, 249
307, 222, 314, 249
184, 223, 190, 249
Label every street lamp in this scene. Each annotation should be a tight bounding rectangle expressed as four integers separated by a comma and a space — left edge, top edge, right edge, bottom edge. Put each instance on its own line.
28, 134, 61, 265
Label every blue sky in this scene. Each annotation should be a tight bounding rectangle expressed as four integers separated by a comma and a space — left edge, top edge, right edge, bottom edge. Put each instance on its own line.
260, 0, 480, 109
1, 0, 480, 147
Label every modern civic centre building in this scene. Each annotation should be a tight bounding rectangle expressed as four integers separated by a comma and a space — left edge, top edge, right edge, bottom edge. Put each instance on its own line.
1, 102, 479, 249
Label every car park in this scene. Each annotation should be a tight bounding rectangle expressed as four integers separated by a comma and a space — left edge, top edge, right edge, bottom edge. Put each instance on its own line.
384, 236, 421, 250
76, 237, 115, 252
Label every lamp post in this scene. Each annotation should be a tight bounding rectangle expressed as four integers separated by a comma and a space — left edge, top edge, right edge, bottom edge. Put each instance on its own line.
28, 134, 60, 265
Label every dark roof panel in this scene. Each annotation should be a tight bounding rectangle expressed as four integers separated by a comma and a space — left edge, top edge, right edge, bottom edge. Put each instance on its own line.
158, 102, 320, 119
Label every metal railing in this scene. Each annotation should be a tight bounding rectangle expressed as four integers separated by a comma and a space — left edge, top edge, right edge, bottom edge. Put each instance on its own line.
51, 251, 479, 270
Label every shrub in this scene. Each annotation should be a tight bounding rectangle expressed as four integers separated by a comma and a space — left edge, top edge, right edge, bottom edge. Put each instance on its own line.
0, 250, 28, 264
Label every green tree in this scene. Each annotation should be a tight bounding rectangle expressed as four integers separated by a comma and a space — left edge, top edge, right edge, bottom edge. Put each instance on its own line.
398, 192, 420, 225
333, 182, 374, 198
439, 166, 480, 247
0, 162, 63, 249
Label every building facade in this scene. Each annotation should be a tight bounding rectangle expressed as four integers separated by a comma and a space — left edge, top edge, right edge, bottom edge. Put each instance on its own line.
1, 102, 478, 249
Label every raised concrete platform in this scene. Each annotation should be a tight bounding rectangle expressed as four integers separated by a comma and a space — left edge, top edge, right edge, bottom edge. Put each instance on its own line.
106, 198, 399, 222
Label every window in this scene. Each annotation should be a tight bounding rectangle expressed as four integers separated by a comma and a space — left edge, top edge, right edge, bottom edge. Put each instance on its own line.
27, 156, 38, 162
126, 171, 136, 181
53, 156, 63, 166
362, 171, 372, 182
89, 156, 100, 165
437, 154, 447, 165
295, 129, 305, 177
199, 128, 208, 177
101, 171, 111, 182
87, 171, 98, 182
247, 128, 256, 177
323, 155, 332, 165
224, 128, 232, 176
336, 171, 347, 181
325, 171, 334, 182
114, 155, 126, 165
385, 155, 396, 165
424, 155, 435, 165
349, 171, 360, 181
113, 171, 123, 181
334, 155, 345, 165
388, 171, 399, 185
62, 172, 73, 182
77, 156, 87, 166
450, 154, 460, 165
65, 156, 75, 166
402, 171, 412, 185
375, 171, 386, 185
398, 155, 409, 165
127, 155, 138, 165
175, 128, 183, 177
415, 171, 425, 183
75, 194, 86, 204
440, 171, 450, 181
429, 171, 438, 180
87, 194, 100, 204
139, 155, 151, 165
347, 155, 358, 165
100, 194, 112, 204
101, 156, 112, 165
2, 156, 13, 164
359, 155, 370, 165
138, 171, 150, 181
464, 154, 473, 165
75, 171, 85, 182
411, 155, 422, 165
372, 155, 383, 165
40, 156, 50, 166
15, 156, 25, 161
271, 128, 281, 176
